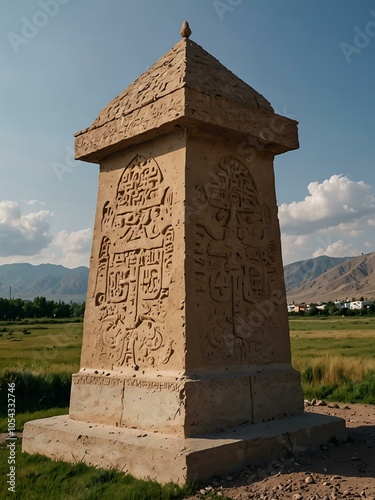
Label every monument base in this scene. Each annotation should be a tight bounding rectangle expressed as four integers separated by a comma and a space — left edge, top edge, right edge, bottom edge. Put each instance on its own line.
22, 413, 346, 484
68, 367, 304, 437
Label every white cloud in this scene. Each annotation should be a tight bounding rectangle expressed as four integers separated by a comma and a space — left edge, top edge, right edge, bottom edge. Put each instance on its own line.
281, 232, 361, 265
279, 175, 375, 264
279, 175, 375, 234
0, 201, 52, 256
52, 229, 92, 267
0, 201, 92, 268
27, 199, 46, 206
320, 221, 362, 237
281, 234, 312, 264
312, 240, 355, 259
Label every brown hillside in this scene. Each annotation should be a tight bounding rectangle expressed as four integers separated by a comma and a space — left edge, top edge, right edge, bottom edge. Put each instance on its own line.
286, 251, 375, 303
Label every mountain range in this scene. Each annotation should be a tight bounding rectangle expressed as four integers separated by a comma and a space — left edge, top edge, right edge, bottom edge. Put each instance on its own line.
0, 263, 89, 303
1, 251, 375, 304
284, 251, 375, 304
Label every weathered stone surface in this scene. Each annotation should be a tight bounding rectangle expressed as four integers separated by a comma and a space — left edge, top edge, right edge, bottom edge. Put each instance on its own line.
23, 26, 346, 482
74, 38, 298, 162
23, 412, 346, 484
69, 126, 305, 437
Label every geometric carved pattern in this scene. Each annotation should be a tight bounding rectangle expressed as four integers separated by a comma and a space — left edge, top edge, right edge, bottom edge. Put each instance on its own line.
94, 155, 174, 370
193, 157, 278, 364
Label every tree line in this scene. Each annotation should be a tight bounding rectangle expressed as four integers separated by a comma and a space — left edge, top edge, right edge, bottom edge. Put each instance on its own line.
0, 296, 85, 321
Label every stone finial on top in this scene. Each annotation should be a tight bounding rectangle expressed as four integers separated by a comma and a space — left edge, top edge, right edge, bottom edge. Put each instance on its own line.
180, 21, 192, 39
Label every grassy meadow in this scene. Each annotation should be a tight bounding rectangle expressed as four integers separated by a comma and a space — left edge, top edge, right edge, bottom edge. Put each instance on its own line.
0, 316, 374, 423
0, 320, 81, 429
290, 316, 375, 403
0, 320, 82, 373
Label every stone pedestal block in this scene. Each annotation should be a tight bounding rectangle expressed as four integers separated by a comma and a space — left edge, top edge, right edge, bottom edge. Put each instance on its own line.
23, 412, 346, 484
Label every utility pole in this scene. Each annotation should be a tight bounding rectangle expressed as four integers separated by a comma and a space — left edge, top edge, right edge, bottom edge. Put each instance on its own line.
9, 286, 11, 300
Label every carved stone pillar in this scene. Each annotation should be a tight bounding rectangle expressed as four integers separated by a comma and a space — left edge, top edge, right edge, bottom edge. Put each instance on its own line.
23, 24, 346, 483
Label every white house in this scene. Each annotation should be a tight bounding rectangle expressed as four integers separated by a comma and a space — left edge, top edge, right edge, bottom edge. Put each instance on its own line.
349, 300, 372, 310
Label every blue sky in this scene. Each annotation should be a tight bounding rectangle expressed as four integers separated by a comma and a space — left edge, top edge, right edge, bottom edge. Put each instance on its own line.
0, 0, 374, 267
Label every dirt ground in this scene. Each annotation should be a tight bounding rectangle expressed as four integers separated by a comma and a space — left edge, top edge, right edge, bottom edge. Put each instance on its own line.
185, 402, 375, 500
1, 403, 373, 499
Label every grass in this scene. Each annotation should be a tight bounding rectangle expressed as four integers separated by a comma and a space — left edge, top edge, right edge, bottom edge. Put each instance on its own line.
289, 316, 375, 331
0, 407, 68, 433
0, 441, 198, 500
290, 317, 375, 403
0, 319, 80, 421
294, 355, 375, 403
0, 321, 82, 372
0, 320, 81, 427
0, 317, 373, 416
290, 332, 375, 359
0, 368, 72, 417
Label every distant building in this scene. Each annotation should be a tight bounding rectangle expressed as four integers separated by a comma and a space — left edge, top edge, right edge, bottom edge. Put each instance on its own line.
287, 303, 309, 313
349, 300, 371, 310
287, 299, 374, 313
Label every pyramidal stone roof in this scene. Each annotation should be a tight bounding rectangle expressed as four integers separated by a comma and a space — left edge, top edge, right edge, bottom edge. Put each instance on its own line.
88, 38, 273, 130
75, 34, 297, 162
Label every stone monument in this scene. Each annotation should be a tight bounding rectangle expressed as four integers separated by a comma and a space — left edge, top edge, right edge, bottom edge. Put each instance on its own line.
23, 23, 346, 483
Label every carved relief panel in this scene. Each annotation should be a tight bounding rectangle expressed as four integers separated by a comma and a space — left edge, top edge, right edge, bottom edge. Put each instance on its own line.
93, 155, 175, 370
192, 156, 280, 365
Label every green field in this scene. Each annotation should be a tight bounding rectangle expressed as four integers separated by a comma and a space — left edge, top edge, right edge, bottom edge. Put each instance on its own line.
0, 320, 82, 420
0, 320, 82, 373
289, 317, 375, 403
0, 317, 374, 421
290, 318, 375, 359
289, 315, 375, 332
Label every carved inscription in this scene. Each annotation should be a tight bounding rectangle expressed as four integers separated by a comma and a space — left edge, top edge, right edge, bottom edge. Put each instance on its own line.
194, 157, 278, 363
75, 93, 184, 159
94, 155, 175, 370
124, 379, 181, 392
73, 375, 123, 388
73, 375, 181, 392
252, 371, 300, 384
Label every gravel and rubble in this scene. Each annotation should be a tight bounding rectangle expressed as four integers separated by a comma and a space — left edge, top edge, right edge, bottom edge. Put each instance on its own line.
185, 402, 375, 500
